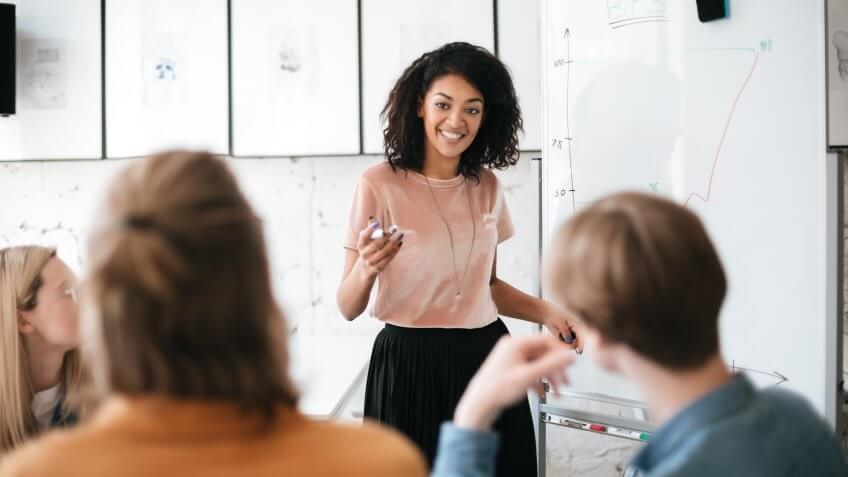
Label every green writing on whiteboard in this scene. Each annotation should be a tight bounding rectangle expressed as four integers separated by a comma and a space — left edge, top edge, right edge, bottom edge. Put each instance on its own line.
760, 39, 773, 52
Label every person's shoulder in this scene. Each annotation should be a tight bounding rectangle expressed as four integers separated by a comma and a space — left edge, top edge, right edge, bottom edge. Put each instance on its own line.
366, 422, 426, 473
681, 387, 846, 475
477, 167, 499, 184
0, 426, 100, 477
357, 419, 423, 454
757, 387, 843, 446
754, 388, 847, 473
758, 387, 824, 425
361, 162, 404, 184
472, 167, 504, 195
299, 419, 427, 476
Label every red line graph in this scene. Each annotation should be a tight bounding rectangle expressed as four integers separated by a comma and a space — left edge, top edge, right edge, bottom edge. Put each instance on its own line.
684, 50, 760, 207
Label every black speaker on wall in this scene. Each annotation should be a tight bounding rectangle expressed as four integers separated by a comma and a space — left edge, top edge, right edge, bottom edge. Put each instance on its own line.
0, 3, 14, 116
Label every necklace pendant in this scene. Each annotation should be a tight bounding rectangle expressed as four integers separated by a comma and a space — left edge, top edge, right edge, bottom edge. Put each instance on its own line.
455, 292, 463, 303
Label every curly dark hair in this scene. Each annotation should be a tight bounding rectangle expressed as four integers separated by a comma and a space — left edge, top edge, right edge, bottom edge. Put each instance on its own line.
381, 42, 523, 182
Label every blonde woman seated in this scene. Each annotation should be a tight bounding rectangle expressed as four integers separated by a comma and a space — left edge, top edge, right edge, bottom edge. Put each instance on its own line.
0, 246, 87, 455
0, 151, 425, 476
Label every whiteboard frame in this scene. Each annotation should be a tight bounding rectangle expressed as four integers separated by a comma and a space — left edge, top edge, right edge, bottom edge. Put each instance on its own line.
825, 151, 845, 431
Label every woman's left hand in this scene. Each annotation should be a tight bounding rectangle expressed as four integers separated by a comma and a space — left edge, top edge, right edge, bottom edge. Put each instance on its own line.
541, 302, 581, 352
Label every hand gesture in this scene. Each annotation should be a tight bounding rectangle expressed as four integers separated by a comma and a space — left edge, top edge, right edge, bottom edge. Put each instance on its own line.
542, 302, 582, 353
453, 335, 574, 431
356, 219, 404, 278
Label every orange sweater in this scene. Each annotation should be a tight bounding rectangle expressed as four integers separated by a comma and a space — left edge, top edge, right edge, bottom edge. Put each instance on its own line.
0, 397, 426, 477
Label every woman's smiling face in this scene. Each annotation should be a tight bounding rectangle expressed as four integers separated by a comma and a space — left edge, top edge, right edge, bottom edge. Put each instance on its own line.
418, 74, 484, 163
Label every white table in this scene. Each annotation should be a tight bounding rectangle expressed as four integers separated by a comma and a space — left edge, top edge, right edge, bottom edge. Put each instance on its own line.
288, 335, 374, 419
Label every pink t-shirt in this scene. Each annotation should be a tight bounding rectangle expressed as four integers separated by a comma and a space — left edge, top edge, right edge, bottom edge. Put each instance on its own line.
343, 163, 515, 328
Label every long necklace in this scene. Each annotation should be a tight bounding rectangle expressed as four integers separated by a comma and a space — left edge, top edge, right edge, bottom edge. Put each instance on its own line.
424, 175, 477, 303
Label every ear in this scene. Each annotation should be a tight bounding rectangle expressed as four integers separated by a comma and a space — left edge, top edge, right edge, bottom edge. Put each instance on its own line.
17, 310, 35, 334
583, 328, 629, 373
581, 325, 604, 351
417, 97, 424, 118
580, 326, 619, 371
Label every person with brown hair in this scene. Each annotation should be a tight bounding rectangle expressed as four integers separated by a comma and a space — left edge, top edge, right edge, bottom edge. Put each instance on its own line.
427, 191, 847, 477
0, 151, 426, 477
0, 246, 88, 454
543, 192, 846, 477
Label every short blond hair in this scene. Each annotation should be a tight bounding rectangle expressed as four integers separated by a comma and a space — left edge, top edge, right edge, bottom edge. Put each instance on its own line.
548, 192, 726, 369
85, 151, 297, 417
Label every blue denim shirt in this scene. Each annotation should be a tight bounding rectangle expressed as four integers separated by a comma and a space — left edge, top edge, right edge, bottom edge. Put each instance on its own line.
431, 423, 500, 477
432, 375, 847, 477
628, 375, 847, 477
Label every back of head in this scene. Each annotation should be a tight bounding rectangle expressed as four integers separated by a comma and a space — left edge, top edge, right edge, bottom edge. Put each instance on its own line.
548, 192, 726, 369
0, 245, 86, 451
84, 151, 297, 417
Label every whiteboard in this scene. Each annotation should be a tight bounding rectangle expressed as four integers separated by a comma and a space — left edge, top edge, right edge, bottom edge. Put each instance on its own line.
105, 0, 228, 158
498, 0, 542, 151
542, 0, 837, 419
231, 0, 359, 157
361, 0, 494, 154
0, 0, 101, 160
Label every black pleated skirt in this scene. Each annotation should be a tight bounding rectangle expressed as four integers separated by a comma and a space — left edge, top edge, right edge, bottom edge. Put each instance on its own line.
364, 318, 537, 476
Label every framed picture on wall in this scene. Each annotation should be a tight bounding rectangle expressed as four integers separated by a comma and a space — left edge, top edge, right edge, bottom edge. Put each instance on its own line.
231, 0, 359, 157
105, 0, 228, 158
0, 0, 102, 161
498, 0, 542, 151
361, 0, 495, 154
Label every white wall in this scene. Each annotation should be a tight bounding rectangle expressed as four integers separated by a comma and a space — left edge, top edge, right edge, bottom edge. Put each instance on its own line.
0, 153, 541, 338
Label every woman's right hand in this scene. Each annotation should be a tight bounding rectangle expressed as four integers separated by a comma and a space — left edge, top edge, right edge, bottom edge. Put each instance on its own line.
356, 219, 404, 278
